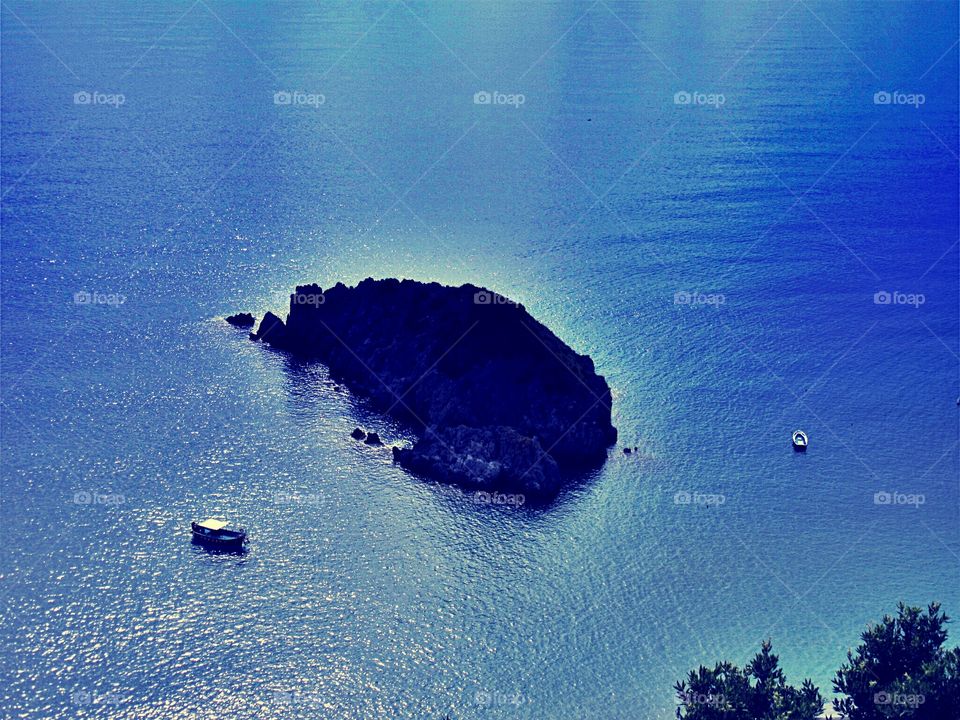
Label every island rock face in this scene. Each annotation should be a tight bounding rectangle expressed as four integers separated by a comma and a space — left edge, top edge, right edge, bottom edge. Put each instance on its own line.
251, 278, 616, 498
225, 312, 256, 328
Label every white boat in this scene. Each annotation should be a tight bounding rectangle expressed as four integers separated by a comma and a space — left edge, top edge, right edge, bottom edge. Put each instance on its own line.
792, 430, 808, 451
191, 518, 247, 548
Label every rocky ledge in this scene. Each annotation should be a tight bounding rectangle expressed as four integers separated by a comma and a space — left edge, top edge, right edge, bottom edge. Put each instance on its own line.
242, 278, 616, 498
225, 312, 256, 328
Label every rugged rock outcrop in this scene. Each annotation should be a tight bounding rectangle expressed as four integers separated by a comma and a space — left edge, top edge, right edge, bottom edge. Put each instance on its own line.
253, 311, 286, 345
394, 425, 560, 494
246, 278, 616, 498
225, 312, 256, 328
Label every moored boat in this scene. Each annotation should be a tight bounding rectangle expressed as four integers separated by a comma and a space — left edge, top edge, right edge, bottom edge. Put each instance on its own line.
191, 518, 247, 548
792, 430, 808, 451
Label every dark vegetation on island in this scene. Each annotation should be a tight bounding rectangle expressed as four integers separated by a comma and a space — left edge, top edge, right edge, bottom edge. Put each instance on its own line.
675, 602, 959, 720
232, 278, 617, 499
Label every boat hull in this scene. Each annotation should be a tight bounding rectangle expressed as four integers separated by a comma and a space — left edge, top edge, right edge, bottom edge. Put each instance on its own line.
191, 531, 246, 548
190, 522, 246, 548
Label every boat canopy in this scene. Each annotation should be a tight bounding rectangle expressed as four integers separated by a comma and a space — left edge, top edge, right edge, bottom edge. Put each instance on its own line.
197, 518, 229, 530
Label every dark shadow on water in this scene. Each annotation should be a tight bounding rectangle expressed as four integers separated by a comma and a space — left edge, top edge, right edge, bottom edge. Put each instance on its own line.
266, 346, 417, 431
378, 459, 608, 516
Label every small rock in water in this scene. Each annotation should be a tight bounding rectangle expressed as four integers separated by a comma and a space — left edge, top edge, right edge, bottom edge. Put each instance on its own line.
351, 427, 366, 440
364, 432, 383, 446
226, 312, 256, 328
623, 447, 631, 454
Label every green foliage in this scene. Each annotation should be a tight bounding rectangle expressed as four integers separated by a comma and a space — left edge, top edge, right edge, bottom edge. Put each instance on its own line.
674, 640, 823, 719
675, 603, 960, 720
832, 602, 960, 719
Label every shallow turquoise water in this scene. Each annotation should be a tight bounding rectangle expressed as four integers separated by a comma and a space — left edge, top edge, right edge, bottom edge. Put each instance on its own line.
1, 2, 958, 718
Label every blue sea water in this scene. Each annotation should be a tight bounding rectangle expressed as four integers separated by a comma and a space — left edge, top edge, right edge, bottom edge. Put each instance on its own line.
1, 1, 958, 718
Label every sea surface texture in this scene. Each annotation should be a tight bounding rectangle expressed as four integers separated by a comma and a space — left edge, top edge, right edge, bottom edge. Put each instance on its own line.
1, 2, 958, 718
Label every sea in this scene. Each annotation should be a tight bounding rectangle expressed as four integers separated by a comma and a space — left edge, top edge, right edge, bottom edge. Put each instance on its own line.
1, 1, 958, 718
